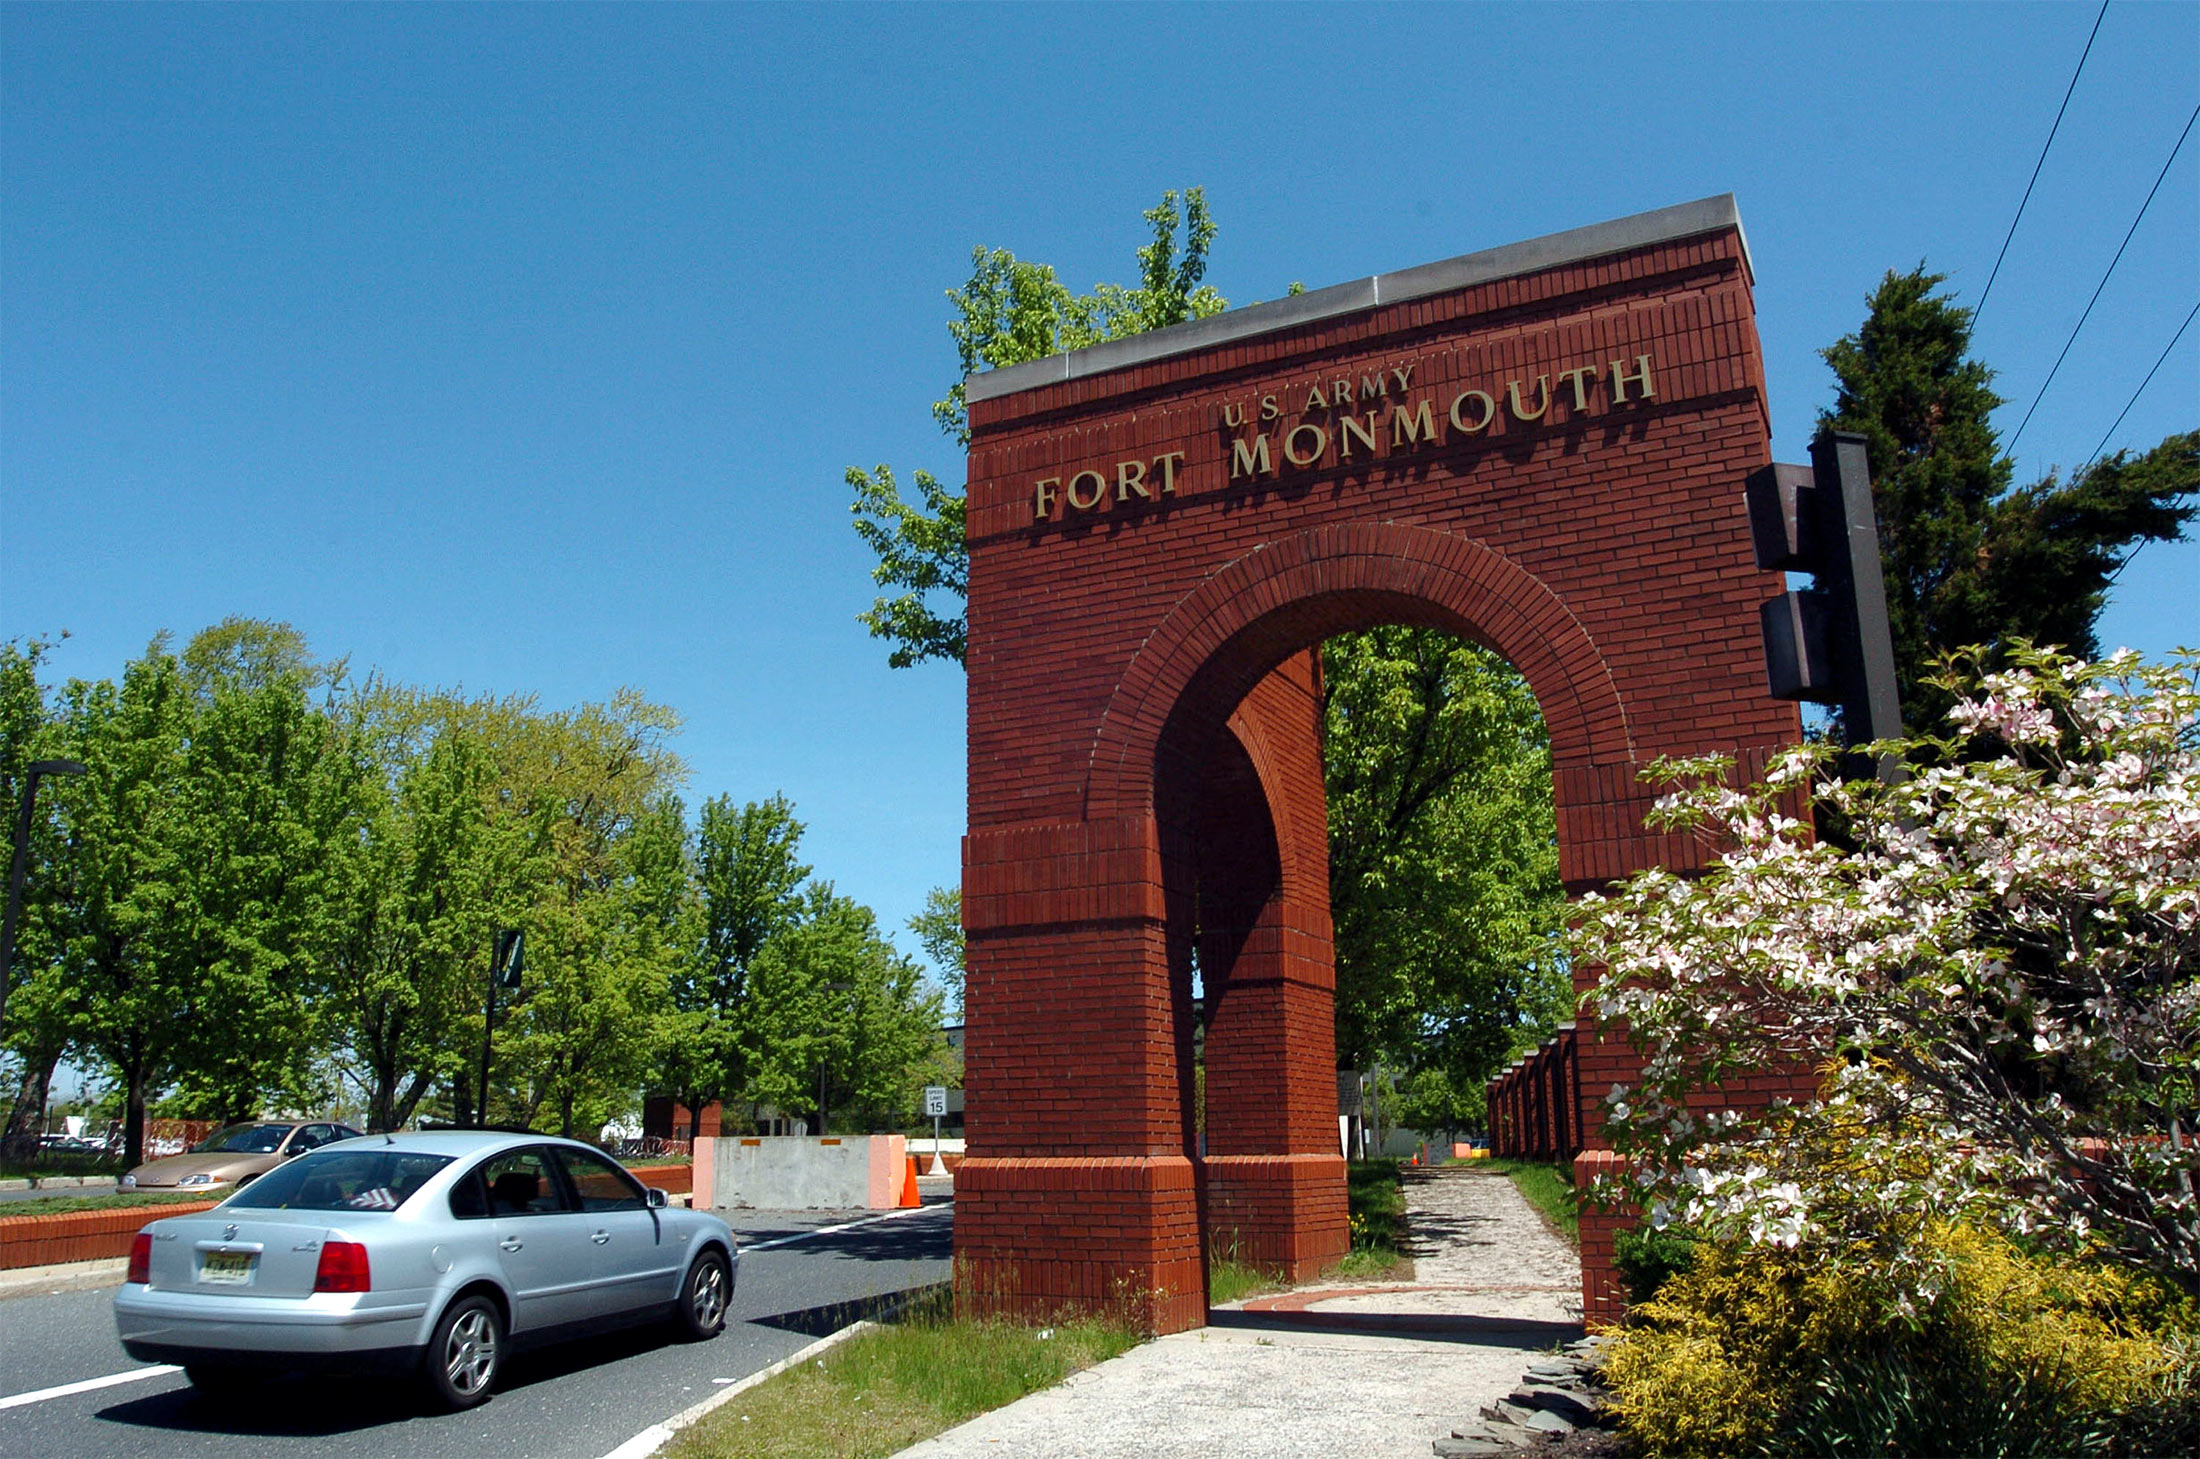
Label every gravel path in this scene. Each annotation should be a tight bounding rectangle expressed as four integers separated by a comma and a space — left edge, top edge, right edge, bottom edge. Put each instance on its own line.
1300, 1165, 1583, 1324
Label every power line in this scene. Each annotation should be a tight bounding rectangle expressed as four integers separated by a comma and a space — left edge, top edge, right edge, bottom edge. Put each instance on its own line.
1974, 0, 2109, 325
2079, 297, 2199, 479
2007, 98, 2200, 453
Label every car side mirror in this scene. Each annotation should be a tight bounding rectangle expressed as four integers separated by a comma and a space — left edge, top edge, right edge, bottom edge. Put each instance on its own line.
285, 1146, 308, 1158
646, 1188, 668, 1209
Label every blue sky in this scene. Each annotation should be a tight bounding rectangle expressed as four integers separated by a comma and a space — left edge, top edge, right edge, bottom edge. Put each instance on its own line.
4, 1, 2195, 972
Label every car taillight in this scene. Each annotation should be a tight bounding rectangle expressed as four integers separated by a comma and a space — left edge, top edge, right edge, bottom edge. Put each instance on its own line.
313, 1240, 371, 1293
126, 1232, 152, 1285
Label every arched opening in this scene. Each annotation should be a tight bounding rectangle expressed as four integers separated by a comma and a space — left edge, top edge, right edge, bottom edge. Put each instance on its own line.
1150, 591, 1563, 1294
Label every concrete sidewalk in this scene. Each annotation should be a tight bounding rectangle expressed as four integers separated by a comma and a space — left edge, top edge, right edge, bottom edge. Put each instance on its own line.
899, 1166, 1583, 1459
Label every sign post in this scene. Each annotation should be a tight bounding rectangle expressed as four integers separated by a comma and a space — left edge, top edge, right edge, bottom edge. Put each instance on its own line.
922, 1085, 948, 1176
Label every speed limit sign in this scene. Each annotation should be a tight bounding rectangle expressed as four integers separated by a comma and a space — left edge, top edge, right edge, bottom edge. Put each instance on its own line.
922, 1086, 948, 1118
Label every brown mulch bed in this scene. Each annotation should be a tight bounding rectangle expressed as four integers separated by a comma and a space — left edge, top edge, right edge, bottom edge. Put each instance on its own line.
1533, 1427, 1641, 1457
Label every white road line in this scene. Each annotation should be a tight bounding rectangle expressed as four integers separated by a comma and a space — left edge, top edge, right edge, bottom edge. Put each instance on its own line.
739, 1201, 941, 1252
0, 1365, 182, 1411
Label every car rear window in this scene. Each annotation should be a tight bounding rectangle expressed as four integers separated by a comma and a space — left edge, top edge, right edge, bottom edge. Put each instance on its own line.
224, 1150, 455, 1212
194, 1123, 294, 1154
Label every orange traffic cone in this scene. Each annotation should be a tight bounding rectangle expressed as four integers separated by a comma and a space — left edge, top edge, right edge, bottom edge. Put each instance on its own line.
899, 1154, 921, 1208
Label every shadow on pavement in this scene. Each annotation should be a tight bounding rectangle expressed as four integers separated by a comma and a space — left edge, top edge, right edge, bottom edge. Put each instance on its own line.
97, 1382, 429, 1438
1396, 1170, 1510, 1261
93, 1323, 688, 1435
1206, 1306, 1582, 1349
752, 1281, 950, 1339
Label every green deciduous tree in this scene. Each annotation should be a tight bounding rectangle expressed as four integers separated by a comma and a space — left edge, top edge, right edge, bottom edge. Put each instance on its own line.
847, 188, 1225, 670
1323, 627, 1569, 1092
0, 638, 71, 1160
157, 625, 357, 1121
1819, 268, 2196, 729
47, 640, 198, 1166
320, 685, 567, 1132
907, 885, 964, 1021
37, 625, 363, 1155
738, 884, 947, 1133
661, 793, 812, 1144
495, 690, 687, 1138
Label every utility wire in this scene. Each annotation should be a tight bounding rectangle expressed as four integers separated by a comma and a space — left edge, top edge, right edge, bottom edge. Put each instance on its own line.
2007, 97, 2200, 453
2079, 297, 2199, 479
1974, 0, 2109, 325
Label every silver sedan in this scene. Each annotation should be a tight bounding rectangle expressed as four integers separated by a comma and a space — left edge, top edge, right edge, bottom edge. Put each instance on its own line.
114, 1130, 737, 1409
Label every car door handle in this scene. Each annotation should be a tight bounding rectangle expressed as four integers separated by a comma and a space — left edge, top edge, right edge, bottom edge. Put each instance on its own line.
590, 1230, 610, 1244
499, 1237, 523, 1252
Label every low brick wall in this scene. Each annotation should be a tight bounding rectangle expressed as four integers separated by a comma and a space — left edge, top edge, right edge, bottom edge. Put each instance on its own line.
0, 1201, 220, 1270
627, 1163, 691, 1196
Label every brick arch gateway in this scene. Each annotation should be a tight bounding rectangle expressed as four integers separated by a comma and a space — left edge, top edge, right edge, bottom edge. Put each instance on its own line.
956, 197, 1807, 1333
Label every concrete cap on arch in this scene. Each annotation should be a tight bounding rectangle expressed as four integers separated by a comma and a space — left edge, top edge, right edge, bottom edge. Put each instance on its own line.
963, 194, 1750, 405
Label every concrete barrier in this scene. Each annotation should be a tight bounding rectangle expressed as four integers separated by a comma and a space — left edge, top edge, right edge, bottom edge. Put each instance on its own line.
697, 1135, 908, 1210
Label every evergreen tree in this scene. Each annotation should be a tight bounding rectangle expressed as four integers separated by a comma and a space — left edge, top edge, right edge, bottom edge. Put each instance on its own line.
1819, 268, 2196, 727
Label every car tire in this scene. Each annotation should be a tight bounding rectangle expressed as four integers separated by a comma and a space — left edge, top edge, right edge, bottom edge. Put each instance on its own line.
184, 1365, 256, 1397
673, 1250, 731, 1341
423, 1294, 503, 1410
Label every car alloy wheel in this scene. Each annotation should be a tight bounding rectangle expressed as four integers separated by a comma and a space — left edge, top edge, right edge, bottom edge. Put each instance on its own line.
426, 1295, 502, 1409
677, 1251, 730, 1339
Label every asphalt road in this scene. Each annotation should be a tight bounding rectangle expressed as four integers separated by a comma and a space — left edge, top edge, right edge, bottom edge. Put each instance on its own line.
0, 1200, 954, 1459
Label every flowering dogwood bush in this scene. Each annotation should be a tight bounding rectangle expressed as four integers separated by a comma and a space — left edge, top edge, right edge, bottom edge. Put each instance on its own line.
1577, 647, 2200, 1296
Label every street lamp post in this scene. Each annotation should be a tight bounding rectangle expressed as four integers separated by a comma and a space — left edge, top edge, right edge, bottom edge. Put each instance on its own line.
0, 759, 87, 1037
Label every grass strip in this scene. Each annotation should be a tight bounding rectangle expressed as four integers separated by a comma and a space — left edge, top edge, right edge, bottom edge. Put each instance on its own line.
1482, 1158, 1578, 1244
1206, 1253, 1285, 1306
0, 1191, 217, 1217
664, 1300, 1140, 1459
1342, 1158, 1414, 1281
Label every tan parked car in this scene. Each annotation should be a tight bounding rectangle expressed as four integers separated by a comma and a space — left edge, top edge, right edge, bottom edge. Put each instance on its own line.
119, 1121, 362, 1194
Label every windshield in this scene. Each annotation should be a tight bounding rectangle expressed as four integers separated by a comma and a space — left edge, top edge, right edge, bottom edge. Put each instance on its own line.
224, 1150, 455, 1212
192, 1124, 294, 1155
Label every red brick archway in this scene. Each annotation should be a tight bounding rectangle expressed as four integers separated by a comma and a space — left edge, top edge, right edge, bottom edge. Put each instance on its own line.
956, 198, 1803, 1332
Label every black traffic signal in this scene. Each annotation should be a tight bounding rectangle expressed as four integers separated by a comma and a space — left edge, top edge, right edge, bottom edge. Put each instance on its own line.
492, 929, 525, 990
1744, 431, 1904, 747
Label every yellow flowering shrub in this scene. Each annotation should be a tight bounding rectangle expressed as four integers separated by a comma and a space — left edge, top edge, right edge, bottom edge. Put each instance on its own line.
1603, 1223, 2195, 1458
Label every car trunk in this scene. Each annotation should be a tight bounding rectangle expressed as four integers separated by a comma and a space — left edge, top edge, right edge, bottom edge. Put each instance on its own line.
142, 1210, 372, 1299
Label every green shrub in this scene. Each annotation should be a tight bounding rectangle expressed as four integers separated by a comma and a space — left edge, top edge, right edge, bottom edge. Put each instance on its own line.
1346, 1159, 1405, 1253
1613, 1222, 1701, 1305
1604, 1223, 2193, 1459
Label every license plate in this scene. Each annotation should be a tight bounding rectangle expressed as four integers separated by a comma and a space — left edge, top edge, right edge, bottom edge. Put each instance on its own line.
198, 1250, 255, 1286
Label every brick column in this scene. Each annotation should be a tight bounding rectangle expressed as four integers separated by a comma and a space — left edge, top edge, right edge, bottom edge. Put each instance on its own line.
1195, 659, 1349, 1281
956, 817, 1206, 1334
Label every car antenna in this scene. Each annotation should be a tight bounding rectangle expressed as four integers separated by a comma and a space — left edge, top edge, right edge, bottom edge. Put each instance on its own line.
384, 1131, 394, 1144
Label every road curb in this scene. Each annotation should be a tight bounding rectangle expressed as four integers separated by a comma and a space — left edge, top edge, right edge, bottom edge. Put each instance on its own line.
0, 1257, 128, 1302
596, 1319, 879, 1459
